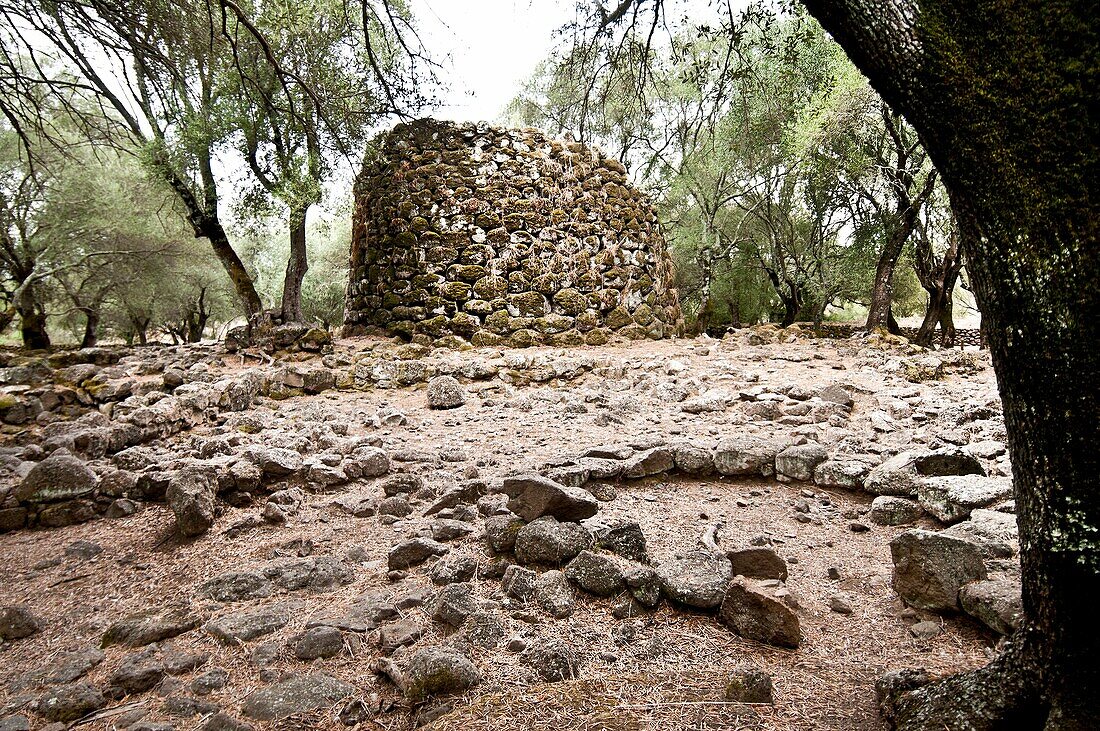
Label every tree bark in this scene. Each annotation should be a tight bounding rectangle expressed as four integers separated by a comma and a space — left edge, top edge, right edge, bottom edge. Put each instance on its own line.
80, 307, 99, 348
800, 0, 1100, 726
16, 284, 49, 350
865, 241, 903, 333
280, 204, 310, 323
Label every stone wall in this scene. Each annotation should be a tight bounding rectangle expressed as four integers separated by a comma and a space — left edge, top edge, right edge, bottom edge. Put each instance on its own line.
343, 119, 683, 347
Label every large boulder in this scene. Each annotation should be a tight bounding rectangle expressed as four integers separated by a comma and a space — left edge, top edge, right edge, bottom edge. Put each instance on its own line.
13, 451, 97, 503
943, 509, 1019, 558
864, 448, 985, 498
718, 578, 801, 649
890, 530, 988, 611
501, 474, 598, 522
657, 550, 732, 609
917, 476, 1014, 524
869, 496, 925, 526
514, 517, 593, 566
726, 548, 787, 581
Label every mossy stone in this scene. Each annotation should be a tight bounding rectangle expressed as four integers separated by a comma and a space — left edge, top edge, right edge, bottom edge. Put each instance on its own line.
441, 281, 472, 300
471, 330, 505, 347
531, 314, 574, 334
508, 329, 539, 348
553, 288, 588, 315
473, 276, 508, 300
463, 299, 494, 316
548, 329, 585, 346
633, 303, 655, 326
507, 291, 549, 317
606, 306, 633, 329
449, 265, 487, 282
585, 328, 611, 346
617, 324, 647, 340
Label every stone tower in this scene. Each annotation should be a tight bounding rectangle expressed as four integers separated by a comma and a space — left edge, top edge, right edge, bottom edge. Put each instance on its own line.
343, 119, 682, 347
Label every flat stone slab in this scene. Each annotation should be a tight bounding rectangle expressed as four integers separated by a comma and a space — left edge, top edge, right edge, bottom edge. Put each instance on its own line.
206, 604, 289, 644
240, 672, 353, 721
917, 476, 1013, 524
501, 474, 599, 522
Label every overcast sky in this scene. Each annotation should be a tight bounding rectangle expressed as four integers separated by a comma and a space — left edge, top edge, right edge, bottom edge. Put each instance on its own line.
409, 0, 578, 123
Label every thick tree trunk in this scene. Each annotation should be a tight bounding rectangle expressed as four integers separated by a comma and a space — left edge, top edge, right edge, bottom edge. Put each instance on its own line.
280, 205, 310, 323
202, 221, 262, 320
801, 0, 1100, 727
17, 285, 49, 350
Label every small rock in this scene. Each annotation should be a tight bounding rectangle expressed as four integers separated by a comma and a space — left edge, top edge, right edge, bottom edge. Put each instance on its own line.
909, 621, 942, 639
206, 605, 290, 644
869, 496, 925, 526
427, 376, 466, 409
431, 583, 477, 627
521, 640, 580, 681
726, 548, 787, 581
388, 538, 449, 570
534, 570, 576, 618
502, 565, 539, 601
564, 550, 625, 596
35, 683, 106, 723
829, 595, 854, 615
890, 530, 987, 611
191, 668, 229, 696
102, 606, 200, 648
403, 647, 481, 701
290, 626, 344, 660
0, 605, 41, 640
724, 667, 774, 703
502, 474, 599, 522
959, 579, 1022, 635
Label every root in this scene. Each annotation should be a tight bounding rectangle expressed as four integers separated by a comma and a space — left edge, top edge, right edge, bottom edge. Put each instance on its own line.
882, 631, 1048, 731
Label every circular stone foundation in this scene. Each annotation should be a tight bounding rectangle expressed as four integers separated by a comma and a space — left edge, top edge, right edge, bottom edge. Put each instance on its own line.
342, 119, 682, 347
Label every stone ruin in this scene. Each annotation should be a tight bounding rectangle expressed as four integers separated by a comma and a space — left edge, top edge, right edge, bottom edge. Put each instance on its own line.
342, 119, 683, 347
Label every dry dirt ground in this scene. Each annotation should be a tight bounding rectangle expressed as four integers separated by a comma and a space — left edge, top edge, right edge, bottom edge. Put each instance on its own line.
0, 333, 1005, 731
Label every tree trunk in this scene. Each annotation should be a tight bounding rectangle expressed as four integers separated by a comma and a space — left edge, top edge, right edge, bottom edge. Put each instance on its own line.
202, 221, 262, 320
801, 0, 1100, 726
80, 307, 99, 348
17, 284, 49, 350
865, 234, 904, 333
280, 204, 310, 323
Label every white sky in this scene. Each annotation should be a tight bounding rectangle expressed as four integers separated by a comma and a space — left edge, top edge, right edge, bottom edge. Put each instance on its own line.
409, 0, 578, 123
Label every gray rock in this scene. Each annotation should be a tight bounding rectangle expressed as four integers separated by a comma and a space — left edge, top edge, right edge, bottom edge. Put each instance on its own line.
163, 695, 218, 718
403, 647, 481, 701
863, 453, 923, 497
430, 552, 479, 585
484, 514, 525, 553
0, 716, 30, 731
381, 473, 424, 496
431, 583, 476, 627
890, 530, 988, 611
959, 579, 1022, 635
713, 437, 781, 477
431, 518, 477, 542
718, 578, 801, 649
724, 667, 774, 703
912, 448, 985, 477
201, 712, 255, 731
290, 626, 344, 660
240, 673, 353, 721
502, 565, 539, 601
813, 459, 870, 490
564, 550, 625, 596
110, 647, 165, 693
379, 619, 422, 655
13, 451, 97, 503
263, 556, 355, 591
909, 621, 942, 639
0, 605, 41, 640
166, 466, 217, 537
586, 517, 648, 563
917, 476, 1013, 524
206, 605, 290, 644
658, 550, 732, 609
869, 496, 925, 526
191, 668, 229, 696
521, 640, 580, 681
427, 376, 466, 409
943, 509, 1018, 558
45, 647, 105, 684
102, 606, 200, 648
622, 446, 675, 478
388, 538, 449, 570
379, 494, 413, 517
64, 539, 103, 559
250, 447, 303, 478
462, 611, 509, 649
534, 570, 576, 618
200, 570, 273, 602
501, 474, 598, 522
347, 447, 390, 479
35, 683, 106, 722
514, 517, 593, 565
726, 548, 788, 581
775, 443, 828, 482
